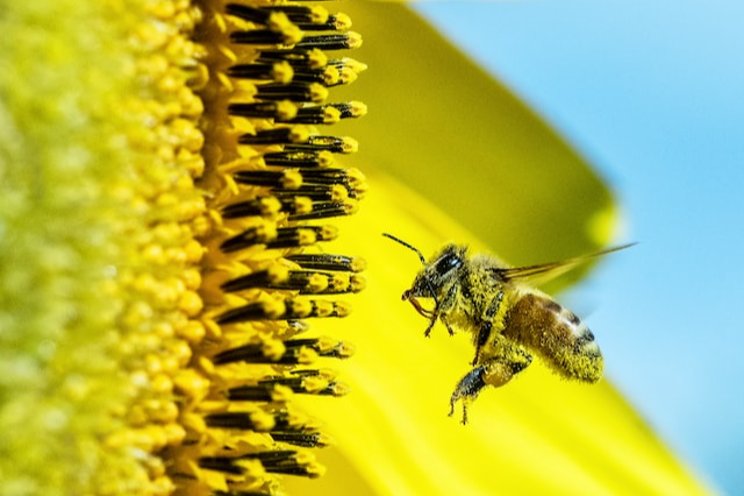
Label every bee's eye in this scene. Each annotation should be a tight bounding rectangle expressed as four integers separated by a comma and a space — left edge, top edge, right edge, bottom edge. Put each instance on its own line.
435, 253, 462, 275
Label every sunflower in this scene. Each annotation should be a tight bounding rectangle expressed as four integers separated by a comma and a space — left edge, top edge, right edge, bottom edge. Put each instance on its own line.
0, 1, 706, 495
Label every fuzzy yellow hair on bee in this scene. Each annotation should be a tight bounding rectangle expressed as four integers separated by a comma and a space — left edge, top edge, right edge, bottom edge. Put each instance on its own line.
383, 233, 633, 424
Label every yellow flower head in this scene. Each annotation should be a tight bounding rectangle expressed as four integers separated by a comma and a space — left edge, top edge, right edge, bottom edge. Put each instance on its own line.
0, 1, 709, 496
1, 0, 364, 494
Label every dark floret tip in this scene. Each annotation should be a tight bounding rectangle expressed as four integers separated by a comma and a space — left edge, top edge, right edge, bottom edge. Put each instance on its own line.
192, 4, 366, 489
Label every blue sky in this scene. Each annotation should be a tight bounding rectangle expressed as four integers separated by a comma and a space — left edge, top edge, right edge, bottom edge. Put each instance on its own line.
414, 1, 744, 493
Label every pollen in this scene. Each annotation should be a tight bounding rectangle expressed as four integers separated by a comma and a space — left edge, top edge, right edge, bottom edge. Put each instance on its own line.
0, 0, 365, 493
175, 0, 365, 493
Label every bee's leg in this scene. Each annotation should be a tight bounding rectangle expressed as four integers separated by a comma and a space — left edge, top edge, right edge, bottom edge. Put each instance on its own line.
448, 366, 485, 425
408, 297, 438, 337
436, 284, 458, 337
441, 315, 456, 336
472, 322, 491, 365
421, 284, 457, 338
472, 290, 505, 365
422, 311, 438, 338
449, 350, 532, 424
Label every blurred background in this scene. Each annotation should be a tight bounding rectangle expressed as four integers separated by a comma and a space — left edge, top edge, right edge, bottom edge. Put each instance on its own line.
413, 1, 744, 493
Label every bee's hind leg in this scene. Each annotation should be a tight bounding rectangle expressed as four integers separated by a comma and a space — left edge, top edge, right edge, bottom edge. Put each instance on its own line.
449, 351, 533, 424
449, 366, 486, 425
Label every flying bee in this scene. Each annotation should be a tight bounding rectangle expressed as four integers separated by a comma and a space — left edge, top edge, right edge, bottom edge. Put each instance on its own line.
383, 233, 632, 424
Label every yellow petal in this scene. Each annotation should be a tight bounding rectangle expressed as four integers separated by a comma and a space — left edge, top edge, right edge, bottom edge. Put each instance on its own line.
287, 173, 707, 495
333, 2, 616, 269
283, 3, 706, 495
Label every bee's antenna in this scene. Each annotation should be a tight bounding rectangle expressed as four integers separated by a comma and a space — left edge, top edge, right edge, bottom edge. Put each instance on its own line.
382, 233, 427, 265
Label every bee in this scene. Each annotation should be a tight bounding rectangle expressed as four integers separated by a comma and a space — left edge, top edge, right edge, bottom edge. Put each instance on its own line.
383, 233, 632, 424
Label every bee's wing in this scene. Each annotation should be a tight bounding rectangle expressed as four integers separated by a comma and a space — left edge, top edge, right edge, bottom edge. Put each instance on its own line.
493, 243, 635, 284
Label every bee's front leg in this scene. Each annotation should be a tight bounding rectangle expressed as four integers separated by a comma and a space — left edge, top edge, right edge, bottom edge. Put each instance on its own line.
411, 285, 457, 337
433, 284, 458, 337
407, 298, 438, 338
423, 314, 437, 337
449, 350, 533, 424
441, 316, 456, 336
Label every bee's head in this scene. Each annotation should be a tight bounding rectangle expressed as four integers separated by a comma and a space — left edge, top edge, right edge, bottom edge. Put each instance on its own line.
404, 244, 466, 299
383, 234, 466, 301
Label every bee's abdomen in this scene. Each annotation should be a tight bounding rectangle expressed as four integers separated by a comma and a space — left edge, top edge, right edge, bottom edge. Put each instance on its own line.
502, 292, 603, 382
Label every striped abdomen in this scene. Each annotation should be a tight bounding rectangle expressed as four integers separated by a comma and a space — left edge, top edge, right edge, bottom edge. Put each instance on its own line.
502, 291, 603, 382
